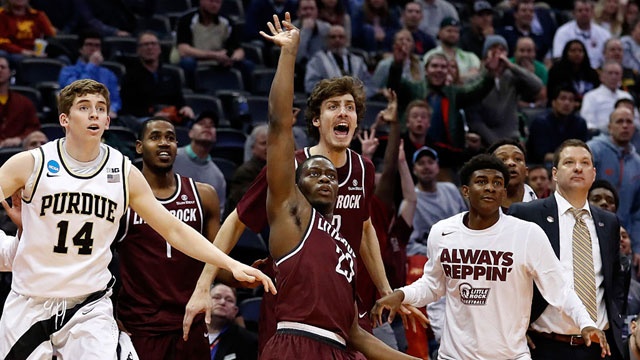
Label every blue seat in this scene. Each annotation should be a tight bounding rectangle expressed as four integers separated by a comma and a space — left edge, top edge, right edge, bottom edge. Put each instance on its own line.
239, 296, 262, 325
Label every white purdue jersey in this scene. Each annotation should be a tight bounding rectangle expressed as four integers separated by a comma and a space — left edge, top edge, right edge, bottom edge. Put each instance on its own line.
400, 211, 595, 360
12, 139, 129, 298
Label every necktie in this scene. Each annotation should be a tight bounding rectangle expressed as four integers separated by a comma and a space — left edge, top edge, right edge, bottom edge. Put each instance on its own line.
569, 208, 598, 322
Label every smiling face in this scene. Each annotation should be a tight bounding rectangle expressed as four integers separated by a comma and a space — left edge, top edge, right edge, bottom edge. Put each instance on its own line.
297, 156, 339, 216
462, 169, 506, 217
137, 119, 178, 172
313, 93, 358, 150
60, 93, 110, 139
492, 144, 528, 188
426, 55, 449, 87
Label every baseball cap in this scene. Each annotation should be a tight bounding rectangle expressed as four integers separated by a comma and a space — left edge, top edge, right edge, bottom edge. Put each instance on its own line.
188, 110, 219, 129
440, 17, 460, 29
413, 146, 439, 163
473, 0, 493, 15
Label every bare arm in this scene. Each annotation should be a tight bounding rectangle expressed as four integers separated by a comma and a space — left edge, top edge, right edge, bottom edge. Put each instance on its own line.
398, 140, 416, 225
183, 209, 247, 339
262, 13, 307, 260
128, 166, 274, 290
348, 304, 419, 360
360, 218, 392, 295
373, 90, 399, 208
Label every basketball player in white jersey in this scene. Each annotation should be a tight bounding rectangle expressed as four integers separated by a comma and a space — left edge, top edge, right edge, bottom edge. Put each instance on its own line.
0, 79, 275, 359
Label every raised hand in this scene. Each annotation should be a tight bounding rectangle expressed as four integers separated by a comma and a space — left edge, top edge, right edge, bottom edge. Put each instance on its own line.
259, 12, 300, 51
357, 128, 379, 160
378, 89, 397, 124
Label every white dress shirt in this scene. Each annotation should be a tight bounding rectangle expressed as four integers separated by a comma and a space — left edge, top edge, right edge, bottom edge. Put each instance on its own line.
530, 192, 608, 335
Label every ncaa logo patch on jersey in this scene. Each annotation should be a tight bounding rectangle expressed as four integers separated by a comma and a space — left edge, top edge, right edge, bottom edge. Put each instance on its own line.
46, 160, 60, 177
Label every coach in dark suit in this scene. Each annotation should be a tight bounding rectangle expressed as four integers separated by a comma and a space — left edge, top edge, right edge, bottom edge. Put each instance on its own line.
509, 139, 626, 360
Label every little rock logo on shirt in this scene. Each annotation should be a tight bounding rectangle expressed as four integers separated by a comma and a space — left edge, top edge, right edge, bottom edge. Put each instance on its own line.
459, 283, 490, 305
348, 179, 363, 191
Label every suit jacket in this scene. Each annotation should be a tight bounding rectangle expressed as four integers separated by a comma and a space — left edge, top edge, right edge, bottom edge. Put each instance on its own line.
212, 322, 258, 360
509, 195, 626, 357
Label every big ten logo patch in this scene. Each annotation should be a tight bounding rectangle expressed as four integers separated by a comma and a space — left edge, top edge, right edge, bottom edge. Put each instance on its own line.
440, 249, 514, 281
459, 283, 490, 305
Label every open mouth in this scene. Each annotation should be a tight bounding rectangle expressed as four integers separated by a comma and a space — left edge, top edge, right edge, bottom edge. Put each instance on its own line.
88, 125, 100, 131
158, 151, 171, 160
334, 123, 349, 137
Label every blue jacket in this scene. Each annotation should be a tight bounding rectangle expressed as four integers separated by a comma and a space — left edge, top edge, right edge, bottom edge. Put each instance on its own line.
588, 134, 640, 253
58, 60, 122, 113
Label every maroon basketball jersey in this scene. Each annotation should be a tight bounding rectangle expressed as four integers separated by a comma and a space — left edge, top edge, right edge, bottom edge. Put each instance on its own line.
117, 174, 205, 334
237, 147, 374, 250
273, 208, 357, 341
237, 147, 375, 351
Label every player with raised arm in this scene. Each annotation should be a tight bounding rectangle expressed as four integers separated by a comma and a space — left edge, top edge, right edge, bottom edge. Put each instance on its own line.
259, 13, 419, 359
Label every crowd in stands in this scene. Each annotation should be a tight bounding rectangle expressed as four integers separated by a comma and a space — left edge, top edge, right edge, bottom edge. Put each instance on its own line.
4, 0, 640, 358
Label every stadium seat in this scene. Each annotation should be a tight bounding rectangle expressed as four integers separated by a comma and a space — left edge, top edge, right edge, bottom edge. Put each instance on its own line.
16, 58, 65, 87
212, 157, 237, 184
195, 66, 244, 94
0, 147, 22, 166
101, 61, 126, 84
238, 296, 262, 332
155, 0, 192, 14
250, 68, 276, 95
183, 93, 226, 123
104, 36, 138, 60
40, 123, 65, 141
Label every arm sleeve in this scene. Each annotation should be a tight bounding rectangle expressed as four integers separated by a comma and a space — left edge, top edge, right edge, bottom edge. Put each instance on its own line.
399, 225, 445, 307
526, 224, 597, 330
511, 64, 544, 102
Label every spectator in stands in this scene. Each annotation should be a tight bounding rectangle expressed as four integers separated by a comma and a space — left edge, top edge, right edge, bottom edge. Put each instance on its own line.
622, 19, 640, 74
488, 139, 537, 211
581, 60, 637, 134
304, 24, 374, 97
58, 30, 121, 118
371, 29, 424, 100
603, 37, 640, 104
466, 35, 542, 147
527, 84, 588, 165
173, 111, 227, 213
21, 130, 47, 150
527, 164, 552, 199
84, 0, 135, 37
316, 0, 351, 45
510, 36, 548, 108
498, 0, 554, 63
417, 0, 458, 39
390, 51, 494, 179
350, 0, 400, 55
459, 0, 494, 59
594, 0, 623, 37
547, 39, 600, 106
120, 31, 194, 125
31, 0, 131, 37
243, 0, 297, 46
293, 0, 330, 92
587, 106, 640, 277
225, 124, 267, 218
552, 0, 611, 68
206, 284, 258, 360
622, 1, 640, 36
401, 1, 435, 56
588, 178, 619, 213
176, 0, 253, 91
0, 56, 39, 148
405, 145, 467, 256
423, 17, 480, 82
0, 0, 55, 65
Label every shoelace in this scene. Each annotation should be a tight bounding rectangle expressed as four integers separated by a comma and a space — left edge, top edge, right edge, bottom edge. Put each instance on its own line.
43, 297, 68, 330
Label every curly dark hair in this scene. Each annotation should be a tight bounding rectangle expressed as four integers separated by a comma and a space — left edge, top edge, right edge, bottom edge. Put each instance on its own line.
459, 154, 510, 188
305, 76, 367, 142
